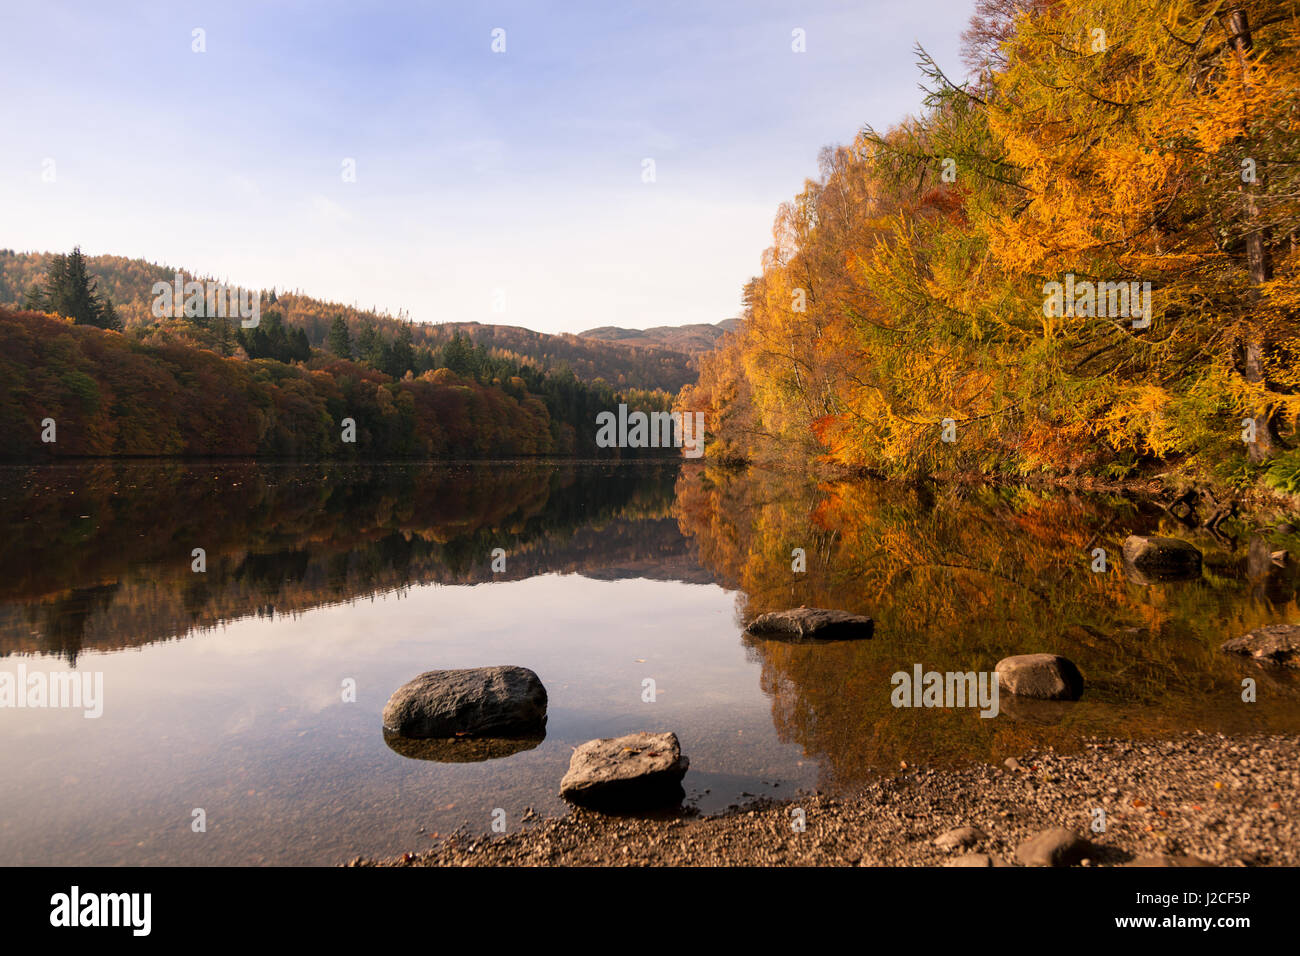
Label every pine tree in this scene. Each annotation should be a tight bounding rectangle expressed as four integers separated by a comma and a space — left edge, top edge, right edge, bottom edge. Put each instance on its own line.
388, 323, 414, 377
25, 246, 122, 331
328, 315, 353, 359
214, 317, 233, 356
441, 332, 474, 375
357, 320, 383, 367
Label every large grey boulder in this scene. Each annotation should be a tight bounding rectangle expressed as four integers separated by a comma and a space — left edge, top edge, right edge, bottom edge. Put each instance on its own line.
381, 666, 547, 738
995, 654, 1084, 700
744, 607, 873, 642
1122, 535, 1202, 580
1015, 828, 1093, 867
1221, 624, 1300, 669
559, 731, 689, 809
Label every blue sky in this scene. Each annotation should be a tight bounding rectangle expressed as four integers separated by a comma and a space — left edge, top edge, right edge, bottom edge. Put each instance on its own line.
1, 0, 975, 334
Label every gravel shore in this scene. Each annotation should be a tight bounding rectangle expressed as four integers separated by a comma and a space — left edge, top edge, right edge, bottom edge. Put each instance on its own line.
350, 732, 1299, 867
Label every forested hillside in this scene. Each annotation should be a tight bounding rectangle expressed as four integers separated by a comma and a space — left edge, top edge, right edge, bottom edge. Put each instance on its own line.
0, 305, 672, 460
0, 250, 697, 392
579, 320, 741, 356
680, 0, 1300, 496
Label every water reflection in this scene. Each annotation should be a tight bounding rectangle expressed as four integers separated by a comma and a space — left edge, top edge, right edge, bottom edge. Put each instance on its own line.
0, 461, 695, 663
673, 466, 1300, 790
0, 460, 1297, 864
382, 731, 546, 763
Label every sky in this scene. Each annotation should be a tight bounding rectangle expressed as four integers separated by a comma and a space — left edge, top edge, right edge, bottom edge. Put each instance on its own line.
0, 0, 976, 335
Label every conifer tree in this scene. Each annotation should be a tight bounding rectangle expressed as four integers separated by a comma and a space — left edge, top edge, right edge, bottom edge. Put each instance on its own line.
328, 314, 353, 359
25, 246, 122, 331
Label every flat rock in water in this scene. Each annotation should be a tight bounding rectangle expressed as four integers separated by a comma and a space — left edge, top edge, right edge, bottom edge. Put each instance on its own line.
744, 607, 873, 642
1122, 535, 1202, 580
381, 666, 547, 738
934, 826, 987, 850
1221, 624, 1300, 669
995, 654, 1084, 700
1015, 828, 1092, 867
559, 731, 689, 809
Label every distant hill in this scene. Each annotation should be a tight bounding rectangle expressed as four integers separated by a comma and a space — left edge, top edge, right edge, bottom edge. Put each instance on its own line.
579, 320, 741, 356
0, 250, 704, 392
409, 321, 698, 392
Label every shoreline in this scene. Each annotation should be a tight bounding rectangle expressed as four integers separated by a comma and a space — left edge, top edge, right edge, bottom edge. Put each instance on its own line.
350, 732, 1299, 867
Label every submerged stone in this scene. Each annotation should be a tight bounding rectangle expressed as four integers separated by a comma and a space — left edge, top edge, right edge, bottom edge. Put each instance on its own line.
382, 730, 544, 763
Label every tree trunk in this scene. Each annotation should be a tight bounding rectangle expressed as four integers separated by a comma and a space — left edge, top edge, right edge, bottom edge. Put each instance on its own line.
1228, 8, 1277, 463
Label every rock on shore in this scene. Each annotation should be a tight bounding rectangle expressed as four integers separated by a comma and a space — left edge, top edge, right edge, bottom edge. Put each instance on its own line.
559, 731, 689, 809
995, 654, 1084, 700
1123, 853, 1214, 867
381, 666, 548, 738
355, 733, 1300, 868
934, 826, 986, 849
744, 607, 874, 642
1015, 827, 1092, 867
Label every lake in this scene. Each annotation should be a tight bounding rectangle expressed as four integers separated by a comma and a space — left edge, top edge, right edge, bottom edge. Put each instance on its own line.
1, 461, 1297, 864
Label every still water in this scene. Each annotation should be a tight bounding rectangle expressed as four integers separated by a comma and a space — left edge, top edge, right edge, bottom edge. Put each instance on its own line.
1, 461, 1297, 864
